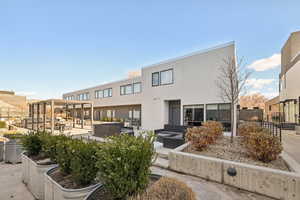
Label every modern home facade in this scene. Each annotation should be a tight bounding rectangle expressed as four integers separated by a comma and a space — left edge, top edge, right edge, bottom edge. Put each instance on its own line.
63, 42, 236, 130
279, 31, 300, 124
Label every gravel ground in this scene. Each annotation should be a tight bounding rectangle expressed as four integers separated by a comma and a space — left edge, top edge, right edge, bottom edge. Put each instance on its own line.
187, 136, 289, 171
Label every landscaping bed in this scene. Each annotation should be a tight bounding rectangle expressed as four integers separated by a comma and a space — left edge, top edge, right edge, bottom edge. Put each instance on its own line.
186, 136, 289, 171
49, 167, 97, 189
85, 174, 160, 200
170, 121, 300, 200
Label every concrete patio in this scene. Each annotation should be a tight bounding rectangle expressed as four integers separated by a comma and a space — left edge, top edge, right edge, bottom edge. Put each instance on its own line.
0, 162, 34, 200
282, 130, 300, 165
0, 161, 275, 200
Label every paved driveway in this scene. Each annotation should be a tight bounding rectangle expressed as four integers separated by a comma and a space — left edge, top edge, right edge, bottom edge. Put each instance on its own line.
282, 130, 300, 164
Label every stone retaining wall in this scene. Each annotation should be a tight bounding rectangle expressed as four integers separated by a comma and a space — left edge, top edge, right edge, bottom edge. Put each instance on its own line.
169, 143, 300, 200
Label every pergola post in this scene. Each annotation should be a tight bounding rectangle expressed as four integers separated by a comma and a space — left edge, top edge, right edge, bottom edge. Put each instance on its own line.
43, 103, 46, 132
51, 100, 54, 134
81, 103, 84, 129
37, 103, 40, 131
73, 104, 76, 128
31, 104, 34, 130
91, 103, 94, 126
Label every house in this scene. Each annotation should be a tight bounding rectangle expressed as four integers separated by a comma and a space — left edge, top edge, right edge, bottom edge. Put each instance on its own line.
279, 31, 300, 124
63, 42, 236, 130
264, 96, 280, 122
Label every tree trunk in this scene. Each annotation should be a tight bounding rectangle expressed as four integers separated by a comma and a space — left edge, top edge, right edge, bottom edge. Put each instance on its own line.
230, 102, 234, 143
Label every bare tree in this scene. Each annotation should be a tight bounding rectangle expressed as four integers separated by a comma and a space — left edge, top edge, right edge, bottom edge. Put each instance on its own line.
216, 56, 251, 142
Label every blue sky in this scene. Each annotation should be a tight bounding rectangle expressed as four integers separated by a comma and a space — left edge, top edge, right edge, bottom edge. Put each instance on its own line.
0, 0, 299, 99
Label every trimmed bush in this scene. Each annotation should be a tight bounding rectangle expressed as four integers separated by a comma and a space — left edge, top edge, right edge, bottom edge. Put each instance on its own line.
96, 132, 156, 199
185, 126, 215, 151
42, 134, 69, 163
131, 177, 196, 200
22, 132, 43, 156
70, 140, 99, 186
245, 131, 283, 163
203, 121, 223, 138
55, 136, 74, 174
0, 121, 6, 128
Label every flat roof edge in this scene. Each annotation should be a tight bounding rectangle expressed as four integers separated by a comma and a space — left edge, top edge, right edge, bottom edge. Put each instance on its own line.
142, 41, 235, 69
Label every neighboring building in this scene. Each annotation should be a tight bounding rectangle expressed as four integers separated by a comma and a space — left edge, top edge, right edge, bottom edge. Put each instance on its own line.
279, 31, 300, 124
264, 96, 280, 122
63, 42, 236, 130
0, 91, 27, 119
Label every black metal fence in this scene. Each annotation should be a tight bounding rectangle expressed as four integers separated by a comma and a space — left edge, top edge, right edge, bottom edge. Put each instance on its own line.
260, 121, 282, 142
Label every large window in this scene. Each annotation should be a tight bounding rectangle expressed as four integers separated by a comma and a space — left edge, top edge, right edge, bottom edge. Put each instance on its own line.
133, 82, 141, 93
152, 69, 173, 87
183, 105, 204, 126
120, 82, 141, 95
152, 72, 159, 86
95, 90, 103, 99
120, 84, 132, 95
103, 88, 112, 98
206, 103, 231, 121
77, 92, 90, 100
160, 69, 173, 85
65, 95, 74, 100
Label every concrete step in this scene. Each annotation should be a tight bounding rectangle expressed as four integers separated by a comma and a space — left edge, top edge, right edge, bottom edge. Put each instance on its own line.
153, 157, 169, 169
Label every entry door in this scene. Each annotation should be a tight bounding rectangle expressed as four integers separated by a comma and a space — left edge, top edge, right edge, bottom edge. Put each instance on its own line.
169, 100, 181, 126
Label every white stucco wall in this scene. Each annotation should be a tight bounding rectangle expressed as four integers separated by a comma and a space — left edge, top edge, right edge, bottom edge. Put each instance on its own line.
141, 42, 235, 129
63, 77, 143, 107
280, 60, 300, 101
63, 42, 236, 130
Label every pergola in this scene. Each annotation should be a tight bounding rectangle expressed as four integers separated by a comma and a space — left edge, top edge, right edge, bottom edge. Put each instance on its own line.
28, 99, 94, 134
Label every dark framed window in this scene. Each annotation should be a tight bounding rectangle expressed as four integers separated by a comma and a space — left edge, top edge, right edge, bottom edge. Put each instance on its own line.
103, 88, 112, 98
95, 90, 103, 99
183, 105, 204, 126
133, 82, 141, 93
160, 69, 173, 85
152, 72, 159, 86
206, 103, 231, 121
120, 84, 133, 95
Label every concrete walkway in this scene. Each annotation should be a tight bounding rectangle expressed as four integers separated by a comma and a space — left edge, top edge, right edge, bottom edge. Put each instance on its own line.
0, 162, 34, 200
282, 130, 300, 164
152, 166, 274, 200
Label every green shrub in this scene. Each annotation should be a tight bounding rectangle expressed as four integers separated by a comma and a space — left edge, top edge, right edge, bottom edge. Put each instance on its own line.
96, 132, 156, 199
43, 134, 69, 163
70, 140, 99, 186
244, 131, 283, 163
185, 126, 215, 151
55, 136, 74, 174
22, 132, 43, 156
131, 177, 196, 200
0, 121, 6, 128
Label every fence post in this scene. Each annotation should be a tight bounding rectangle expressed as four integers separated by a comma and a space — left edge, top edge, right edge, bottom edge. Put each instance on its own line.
279, 123, 282, 142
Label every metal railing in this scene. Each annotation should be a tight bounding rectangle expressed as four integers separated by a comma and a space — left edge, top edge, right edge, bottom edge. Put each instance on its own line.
260, 121, 282, 142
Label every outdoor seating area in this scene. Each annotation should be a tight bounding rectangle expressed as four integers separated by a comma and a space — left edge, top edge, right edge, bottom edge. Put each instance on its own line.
155, 124, 187, 149
26, 99, 94, 134
93, 121, 134, 138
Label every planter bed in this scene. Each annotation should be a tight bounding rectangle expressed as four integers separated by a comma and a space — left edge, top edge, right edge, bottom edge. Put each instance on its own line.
45, 166, 101, 200
169, 141, 300, 200
187, 136, 289, 171
84, 174, 161, 200
22, 153, 57, 200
